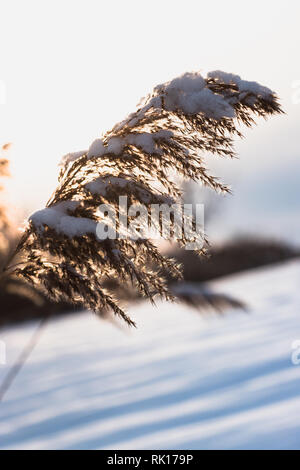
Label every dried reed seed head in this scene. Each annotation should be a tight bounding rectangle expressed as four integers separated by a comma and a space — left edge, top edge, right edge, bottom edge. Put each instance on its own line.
12, 71, 283, 325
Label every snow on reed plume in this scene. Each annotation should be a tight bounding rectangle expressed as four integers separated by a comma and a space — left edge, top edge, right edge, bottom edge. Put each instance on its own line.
4, 71, 283, 326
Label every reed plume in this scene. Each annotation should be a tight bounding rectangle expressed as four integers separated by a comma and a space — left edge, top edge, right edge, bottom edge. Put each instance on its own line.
4, 70, 283, 326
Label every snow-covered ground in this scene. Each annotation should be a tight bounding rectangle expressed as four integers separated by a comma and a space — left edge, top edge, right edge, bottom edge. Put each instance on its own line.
0, 260, 300, 450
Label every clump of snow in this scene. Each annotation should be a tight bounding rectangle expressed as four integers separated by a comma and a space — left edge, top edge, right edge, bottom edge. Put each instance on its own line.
155, 130, 173, 139
152, 72, 236, 119
87, 131, 174, 159
208, 70, 273, 99
188, 88, 235, 118
60, 150, 87, 168
87, 137, 125, 159
126, 133, 156, 154
126, 130, 174, 154
57, 216, 97, 238
155, 72, 206, 95
29, 201, 97, 238
85, 175, 174, 208
106, 137, 124, 155
69, 130, 170, 163
87, 139, 106, 159
86, 176, 128, 196
85, 180, 107, 195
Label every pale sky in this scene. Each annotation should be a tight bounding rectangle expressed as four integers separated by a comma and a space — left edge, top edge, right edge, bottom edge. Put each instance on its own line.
1, 0, 299, 241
